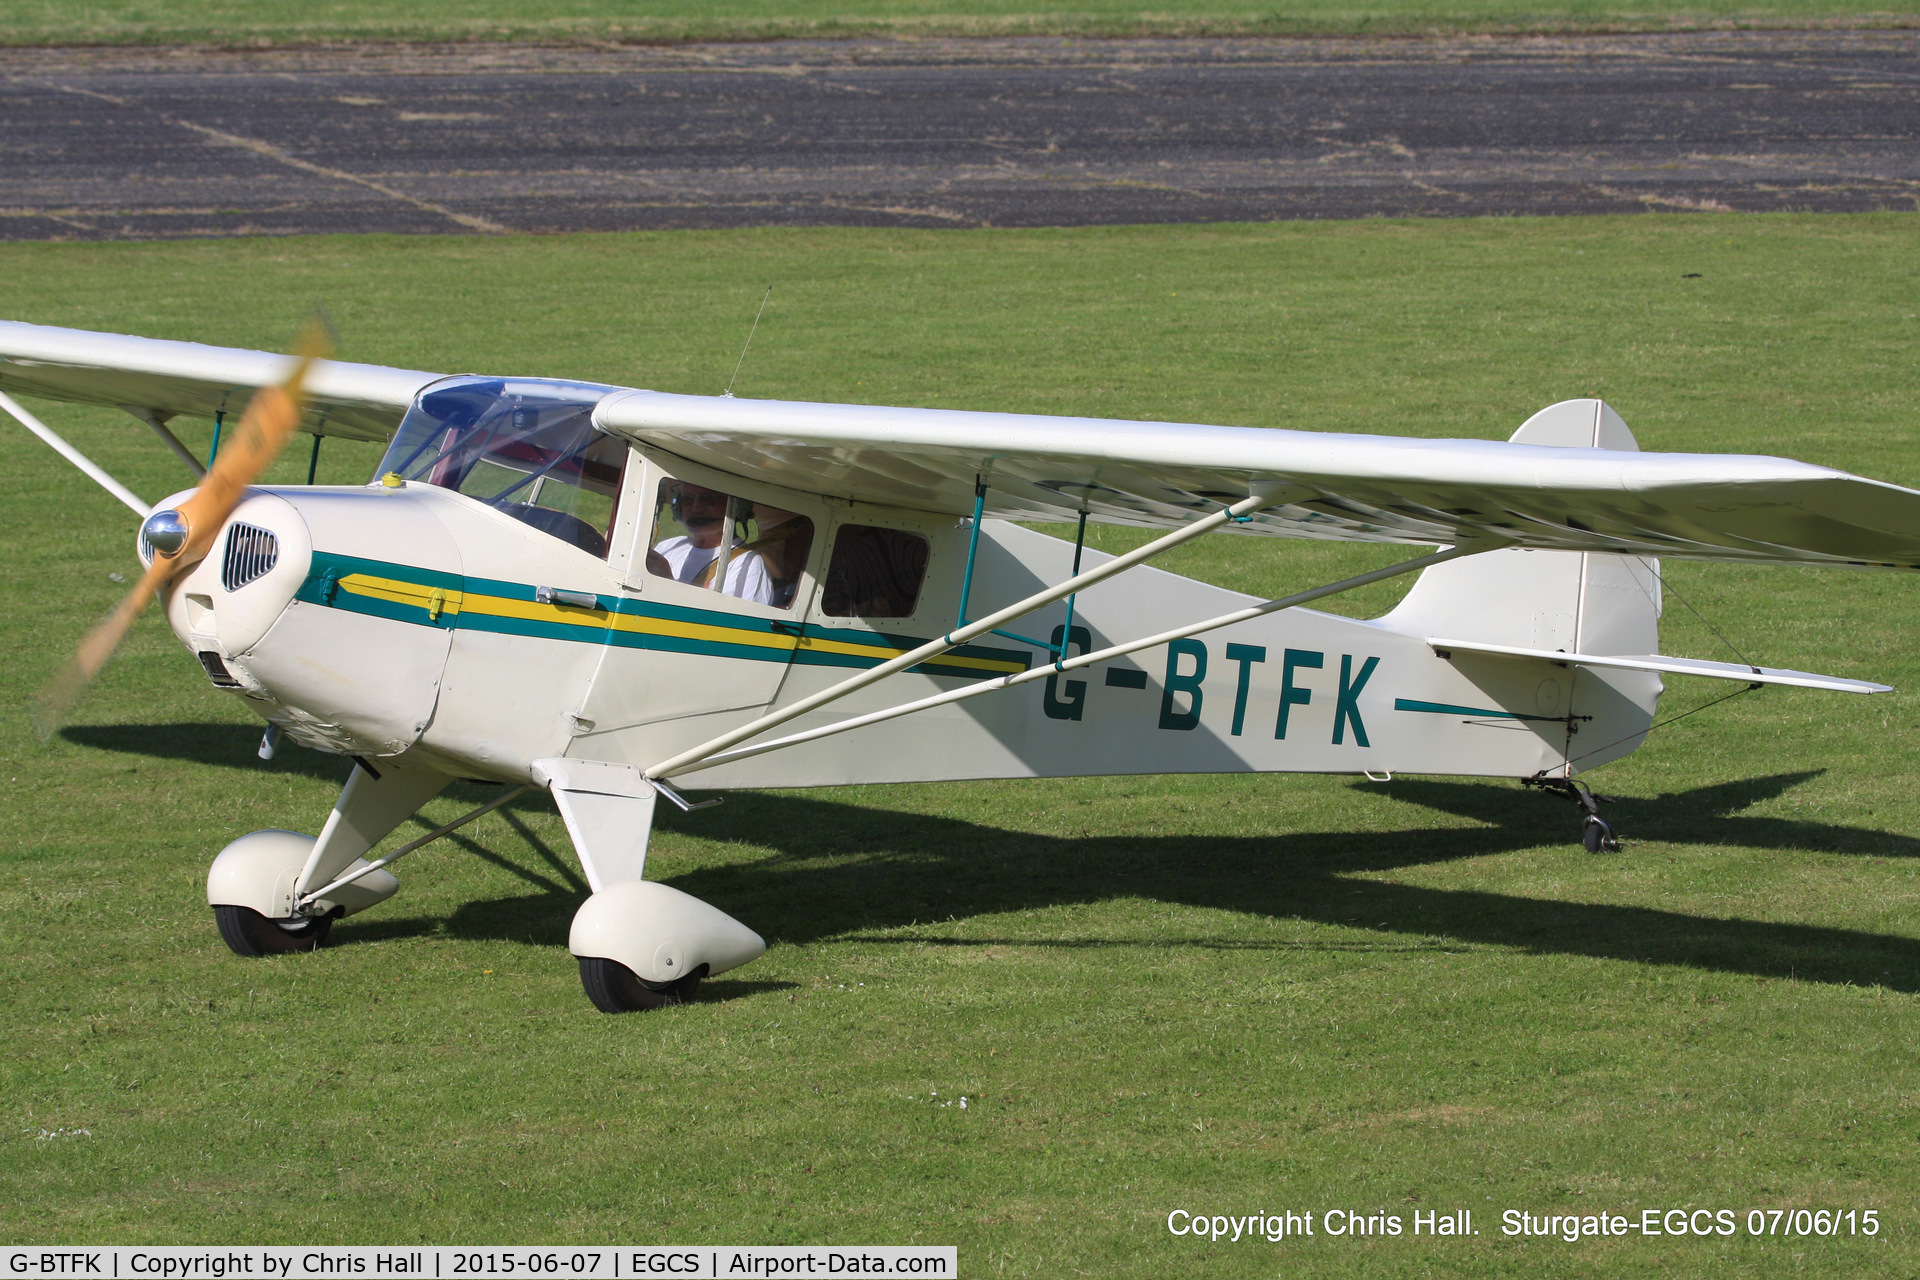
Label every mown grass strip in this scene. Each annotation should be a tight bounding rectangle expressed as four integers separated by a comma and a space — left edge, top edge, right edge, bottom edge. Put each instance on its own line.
1, 215, 1917, 1275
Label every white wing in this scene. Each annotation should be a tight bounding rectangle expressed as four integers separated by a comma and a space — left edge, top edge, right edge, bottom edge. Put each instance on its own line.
12, 321, 1920, 571
0, 320, 443, 442
596, 390, 1920, 568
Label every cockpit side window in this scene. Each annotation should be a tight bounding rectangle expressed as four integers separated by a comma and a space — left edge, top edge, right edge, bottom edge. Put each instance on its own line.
822, 525, 929, 618
647, 478, 813, 610
378, 376, 627, 559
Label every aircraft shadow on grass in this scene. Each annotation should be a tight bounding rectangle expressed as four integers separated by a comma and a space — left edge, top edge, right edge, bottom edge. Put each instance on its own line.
67, 723, 1920, 995
65, 723, 359, 785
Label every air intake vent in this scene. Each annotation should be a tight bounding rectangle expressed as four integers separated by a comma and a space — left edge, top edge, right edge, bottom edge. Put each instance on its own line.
197, 651, 242, 688
222, 522, 279, 592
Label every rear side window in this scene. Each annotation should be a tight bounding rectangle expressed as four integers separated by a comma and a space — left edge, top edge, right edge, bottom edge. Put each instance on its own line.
823, 525, 929, 618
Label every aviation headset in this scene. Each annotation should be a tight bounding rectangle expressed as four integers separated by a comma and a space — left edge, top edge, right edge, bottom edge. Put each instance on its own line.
669, 483, 749, 538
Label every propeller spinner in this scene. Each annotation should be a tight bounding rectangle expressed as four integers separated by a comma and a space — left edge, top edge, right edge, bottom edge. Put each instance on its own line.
140, 508, 189, 557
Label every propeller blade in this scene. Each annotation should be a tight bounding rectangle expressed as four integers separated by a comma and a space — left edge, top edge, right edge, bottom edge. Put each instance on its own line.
32, 317, 333, 736
31, 556, 169, 738
167, 316, 332, 571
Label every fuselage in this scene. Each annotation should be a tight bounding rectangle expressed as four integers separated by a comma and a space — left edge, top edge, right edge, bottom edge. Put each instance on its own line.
145, 372, 1666, 790
150, 376, 1662, 789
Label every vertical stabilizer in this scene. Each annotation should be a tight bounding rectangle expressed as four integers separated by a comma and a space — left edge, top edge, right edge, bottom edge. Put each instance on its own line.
1379, 399, 1662, 773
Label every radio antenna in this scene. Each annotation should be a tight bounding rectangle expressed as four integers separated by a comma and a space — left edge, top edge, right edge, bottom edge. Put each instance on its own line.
723, 284, 773, 398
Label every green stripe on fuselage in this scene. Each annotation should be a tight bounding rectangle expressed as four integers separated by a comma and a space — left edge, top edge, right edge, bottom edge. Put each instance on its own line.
1393, 697, 1563, 722
298, 551, 1027, 680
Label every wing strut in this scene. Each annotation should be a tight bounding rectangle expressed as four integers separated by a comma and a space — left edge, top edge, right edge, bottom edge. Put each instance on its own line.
657, 542, 1481, 781
124, 407, 208, 479
645, 488, 1290, 782
0, 389, 152, 517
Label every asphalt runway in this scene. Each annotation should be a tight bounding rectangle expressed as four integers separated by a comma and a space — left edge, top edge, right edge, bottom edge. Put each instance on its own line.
2, 32, 1916, 239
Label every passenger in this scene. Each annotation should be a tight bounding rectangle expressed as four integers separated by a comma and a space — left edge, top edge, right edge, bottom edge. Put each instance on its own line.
741, 504, 814, 609
651, 483, 774, 605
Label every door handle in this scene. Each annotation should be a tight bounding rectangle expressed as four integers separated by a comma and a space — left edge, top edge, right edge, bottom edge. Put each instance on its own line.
535, 585, 601, 609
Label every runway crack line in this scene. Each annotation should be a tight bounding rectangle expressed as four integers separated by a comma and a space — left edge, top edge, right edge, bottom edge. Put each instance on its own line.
49, 82, 510, 235
1588, 182, 1736, 211
0, 206, 99, 232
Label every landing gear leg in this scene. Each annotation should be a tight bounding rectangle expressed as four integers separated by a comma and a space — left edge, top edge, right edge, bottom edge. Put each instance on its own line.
533, 759, 765, 1014
1522, 774, 1619, 852
206, 759, 450, 958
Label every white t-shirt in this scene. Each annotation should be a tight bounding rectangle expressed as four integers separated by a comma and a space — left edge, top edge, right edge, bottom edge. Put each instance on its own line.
655, 535, 774, 605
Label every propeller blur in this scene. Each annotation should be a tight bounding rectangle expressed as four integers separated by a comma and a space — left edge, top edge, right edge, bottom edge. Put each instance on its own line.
32, 320, 331, 736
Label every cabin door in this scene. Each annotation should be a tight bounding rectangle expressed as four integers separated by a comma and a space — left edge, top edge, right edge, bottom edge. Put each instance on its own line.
572, 453, 825, 755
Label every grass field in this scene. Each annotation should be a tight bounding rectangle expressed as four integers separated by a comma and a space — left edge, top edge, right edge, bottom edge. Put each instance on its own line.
2, 214, 1920, 1275
3, 0, 1916, 46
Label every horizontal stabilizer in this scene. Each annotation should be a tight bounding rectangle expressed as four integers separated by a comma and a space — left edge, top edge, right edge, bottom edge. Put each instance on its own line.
1427, 637, 1891, 695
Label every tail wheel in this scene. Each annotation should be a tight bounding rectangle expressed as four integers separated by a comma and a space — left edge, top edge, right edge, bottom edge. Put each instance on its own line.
213, 904, 333, 956
1582, 816, 1619, 853
578, 956, 704, 1014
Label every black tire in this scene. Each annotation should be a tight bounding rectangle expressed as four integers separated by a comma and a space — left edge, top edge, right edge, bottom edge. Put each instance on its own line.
213, 904, 333, 957
578, 956, 703, 1014
1582, 818, 1618, 853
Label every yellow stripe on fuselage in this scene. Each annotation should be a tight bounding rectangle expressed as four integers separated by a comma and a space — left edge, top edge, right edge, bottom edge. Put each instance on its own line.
338, 574, 464, 621
340, 574, 1026, 674
605, 605, 796, 655
794, 634, 1028, 675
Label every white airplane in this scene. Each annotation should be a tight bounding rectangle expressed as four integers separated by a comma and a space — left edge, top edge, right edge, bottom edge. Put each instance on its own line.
4, 319, 1914, 1012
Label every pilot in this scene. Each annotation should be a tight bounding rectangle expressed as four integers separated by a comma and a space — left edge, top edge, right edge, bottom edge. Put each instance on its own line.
652, 483, 774, 605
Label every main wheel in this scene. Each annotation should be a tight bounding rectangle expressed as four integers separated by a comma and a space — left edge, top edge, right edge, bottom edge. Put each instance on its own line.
578, 956, 703, 1014
214, 904, 333, 957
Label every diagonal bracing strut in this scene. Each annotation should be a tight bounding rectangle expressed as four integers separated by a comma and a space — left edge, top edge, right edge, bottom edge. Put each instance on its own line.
656, 541, 1490, 780
124, 407, 209, 479
295, 783, 536, 910
644, 489, 1287, 782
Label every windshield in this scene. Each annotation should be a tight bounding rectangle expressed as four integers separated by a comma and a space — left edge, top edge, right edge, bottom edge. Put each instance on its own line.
377, 376, 627, 558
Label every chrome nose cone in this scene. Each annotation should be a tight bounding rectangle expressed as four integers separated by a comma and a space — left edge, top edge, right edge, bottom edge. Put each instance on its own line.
141, 508, 189, 557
